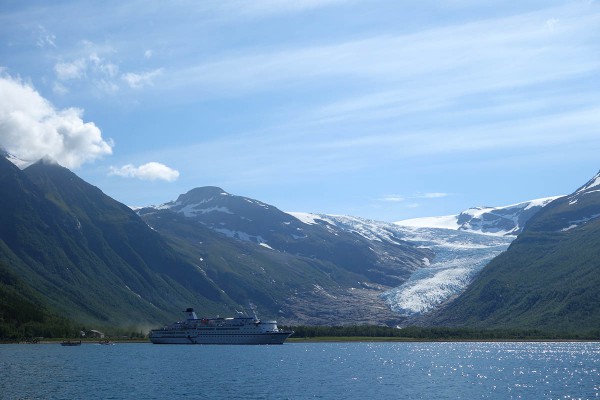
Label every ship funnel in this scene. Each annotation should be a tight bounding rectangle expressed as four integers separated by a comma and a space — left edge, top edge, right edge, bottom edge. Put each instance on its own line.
185, 308, 198, 320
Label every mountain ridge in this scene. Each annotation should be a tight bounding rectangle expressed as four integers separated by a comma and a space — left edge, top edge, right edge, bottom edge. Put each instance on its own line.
395, 196, 562, 236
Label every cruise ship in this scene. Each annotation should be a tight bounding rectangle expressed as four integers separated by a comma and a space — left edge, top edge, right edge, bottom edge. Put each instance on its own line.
149, 308, 294, 345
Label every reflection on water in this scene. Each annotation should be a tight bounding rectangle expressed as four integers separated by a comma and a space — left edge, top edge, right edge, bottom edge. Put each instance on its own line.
0, 342, 598, 399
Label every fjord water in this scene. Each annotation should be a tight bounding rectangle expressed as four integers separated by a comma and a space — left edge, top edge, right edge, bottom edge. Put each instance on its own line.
1, 342, 598, 399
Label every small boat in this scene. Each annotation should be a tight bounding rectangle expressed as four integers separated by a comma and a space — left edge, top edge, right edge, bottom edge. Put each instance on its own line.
60, 340, 82, 346
98, 340, 113, 345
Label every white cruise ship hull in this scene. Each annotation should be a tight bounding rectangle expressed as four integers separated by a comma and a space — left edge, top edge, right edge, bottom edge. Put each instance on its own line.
150, 331, 292, 345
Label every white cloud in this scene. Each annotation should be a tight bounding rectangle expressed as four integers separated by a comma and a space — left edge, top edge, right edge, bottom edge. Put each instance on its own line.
121, 69, 163, 89
54, 52, 121, 85
109, 162, 179, 181
422, 193, 448, 199
0, 74, 113, 168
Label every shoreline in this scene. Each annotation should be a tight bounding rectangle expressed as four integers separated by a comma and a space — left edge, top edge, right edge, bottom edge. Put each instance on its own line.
3, 337, 599, 344
287, 337, 600, 343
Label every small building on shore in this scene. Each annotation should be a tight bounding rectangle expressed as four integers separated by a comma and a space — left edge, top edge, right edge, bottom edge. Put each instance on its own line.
82, 330, 105, 338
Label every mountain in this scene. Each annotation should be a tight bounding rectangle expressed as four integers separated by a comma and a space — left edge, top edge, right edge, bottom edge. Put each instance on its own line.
416, 171, 600, 333
146, 187, 429, 286
0, 156, 234, 328
139, 187, 431, 325
396, 197, 561, 236
5, 150, 592, 331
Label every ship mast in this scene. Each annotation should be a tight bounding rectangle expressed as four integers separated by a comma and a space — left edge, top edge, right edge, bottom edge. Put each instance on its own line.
248, 302, 260, 322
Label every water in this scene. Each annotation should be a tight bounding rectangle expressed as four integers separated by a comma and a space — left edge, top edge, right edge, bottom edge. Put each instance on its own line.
1, 342, 599, 399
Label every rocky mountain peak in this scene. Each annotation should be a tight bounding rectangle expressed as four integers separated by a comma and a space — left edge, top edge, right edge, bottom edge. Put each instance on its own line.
175, 186, 230, 205
572, 170, 600, 197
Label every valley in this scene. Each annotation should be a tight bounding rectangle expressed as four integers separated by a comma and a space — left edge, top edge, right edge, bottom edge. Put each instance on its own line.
1, 151, 599, 335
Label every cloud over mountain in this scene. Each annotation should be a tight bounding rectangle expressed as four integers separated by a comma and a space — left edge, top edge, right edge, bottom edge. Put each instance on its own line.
0, 74, 113, 168
109, 162, 180, 181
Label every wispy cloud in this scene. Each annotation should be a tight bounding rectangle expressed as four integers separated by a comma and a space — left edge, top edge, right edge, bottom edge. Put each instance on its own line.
109, 162, 180, 182
0, 74, 113, 168
165, 3, 599, 102
52, 40, 164, 93
122, 69, 163, 89
219, 0, 350, 17
380, 195, 404, 202
55, 58, 88, 80
35, 25, 56, 48
53, 42, 120, 93
379, 193, 449, 203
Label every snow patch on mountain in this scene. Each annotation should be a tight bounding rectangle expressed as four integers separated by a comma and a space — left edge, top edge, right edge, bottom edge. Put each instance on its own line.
395, 196, 561, 236
259, 242, 274, 250
291, 213, 408, 246
179, 204, 233, 217
2, 149, 40, 169
289, 212, 336, 226
559, 213, 600, 232
395, 214, 459, 230
213, 228, 268, 244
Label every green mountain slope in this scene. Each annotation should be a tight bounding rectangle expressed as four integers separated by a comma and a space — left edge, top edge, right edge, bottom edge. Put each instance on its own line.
419, 172, 600, 333
0, 259, 77, 339
0, 156, 234, 328
139, 209, 358, 315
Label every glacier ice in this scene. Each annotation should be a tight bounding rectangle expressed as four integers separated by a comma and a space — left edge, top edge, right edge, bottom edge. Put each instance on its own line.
380, 226, 512, 315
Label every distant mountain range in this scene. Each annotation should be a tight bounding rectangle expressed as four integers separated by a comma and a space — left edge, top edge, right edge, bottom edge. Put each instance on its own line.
2, 150, 599, 334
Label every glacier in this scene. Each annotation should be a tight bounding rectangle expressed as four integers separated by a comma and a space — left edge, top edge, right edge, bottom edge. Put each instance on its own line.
289, 212, 514, 317
379, 226, 512, 315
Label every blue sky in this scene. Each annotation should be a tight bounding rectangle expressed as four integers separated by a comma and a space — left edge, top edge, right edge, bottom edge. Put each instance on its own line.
1, 0, 599, 222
